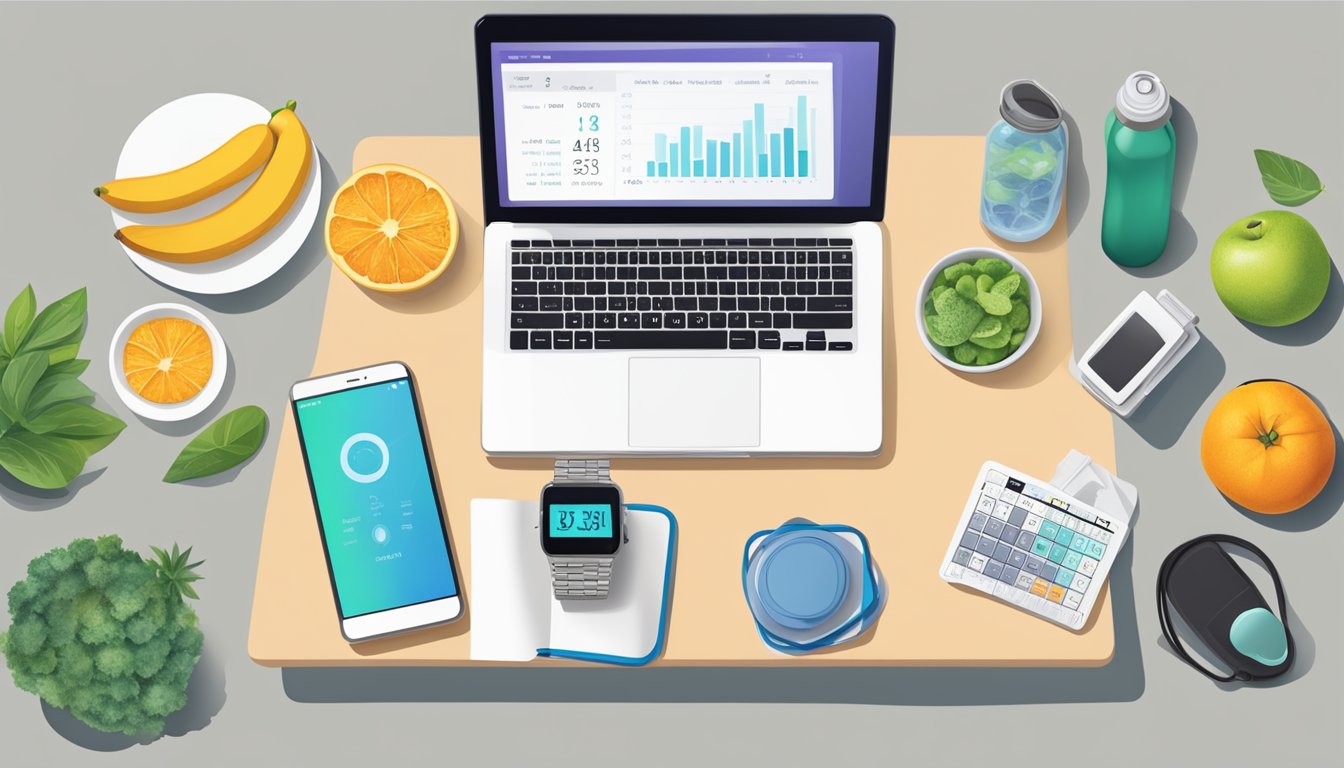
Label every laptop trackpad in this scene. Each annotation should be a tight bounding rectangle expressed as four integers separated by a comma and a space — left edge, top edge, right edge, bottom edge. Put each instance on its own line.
628, 358, 760, 448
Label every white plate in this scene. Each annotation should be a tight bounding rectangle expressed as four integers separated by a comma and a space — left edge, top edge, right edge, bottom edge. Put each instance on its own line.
110, 93, 321, 295
108, 303, 228, 422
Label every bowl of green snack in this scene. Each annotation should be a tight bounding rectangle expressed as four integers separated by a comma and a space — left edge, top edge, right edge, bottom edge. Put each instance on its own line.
916, 247, 1042, 373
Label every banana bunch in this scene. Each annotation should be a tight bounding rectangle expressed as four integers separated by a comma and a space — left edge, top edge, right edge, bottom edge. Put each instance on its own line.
97, 99, 312, 264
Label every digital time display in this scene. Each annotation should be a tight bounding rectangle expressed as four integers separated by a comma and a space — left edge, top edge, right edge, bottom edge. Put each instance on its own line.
548, 503, 613, 538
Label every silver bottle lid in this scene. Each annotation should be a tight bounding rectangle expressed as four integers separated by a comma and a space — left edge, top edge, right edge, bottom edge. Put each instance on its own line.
1115, 71, 1172, 129
999, 80, 1063, 134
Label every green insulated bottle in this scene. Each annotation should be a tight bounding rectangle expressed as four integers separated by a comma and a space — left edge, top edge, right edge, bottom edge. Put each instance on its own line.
1101, 71, 1176, 267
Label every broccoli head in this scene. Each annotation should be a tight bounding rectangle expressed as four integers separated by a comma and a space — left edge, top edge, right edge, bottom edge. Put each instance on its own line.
0, 535, 204, 736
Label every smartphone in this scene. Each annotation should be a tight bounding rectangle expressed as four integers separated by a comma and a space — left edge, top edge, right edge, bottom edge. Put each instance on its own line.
290, 361, 463, 642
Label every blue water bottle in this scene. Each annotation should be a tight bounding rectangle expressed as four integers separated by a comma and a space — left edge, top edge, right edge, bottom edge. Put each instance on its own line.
980, 80, 1068, 242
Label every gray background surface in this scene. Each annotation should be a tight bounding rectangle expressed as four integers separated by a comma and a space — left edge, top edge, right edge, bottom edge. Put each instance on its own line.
1, 0, 1341, 764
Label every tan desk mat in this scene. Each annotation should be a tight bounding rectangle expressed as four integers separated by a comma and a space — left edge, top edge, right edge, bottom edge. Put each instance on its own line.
248, 137, 1118, 667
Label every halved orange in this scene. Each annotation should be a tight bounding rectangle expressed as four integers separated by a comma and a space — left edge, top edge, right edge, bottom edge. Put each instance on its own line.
324, 164, 458, 292
122, 317, 214, 404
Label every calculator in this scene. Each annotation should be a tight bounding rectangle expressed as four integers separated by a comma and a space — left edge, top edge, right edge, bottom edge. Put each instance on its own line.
939, 461, 1132, 630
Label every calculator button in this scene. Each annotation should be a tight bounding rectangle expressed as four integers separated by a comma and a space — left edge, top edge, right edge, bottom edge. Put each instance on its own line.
1063, 590, 1084, 610
1014, 572, 1036, 591
992, 502, 1013, 520
976, 494, 996, 514
985, 469, 1008, 487
1062, 609, 1084, 628
953, 547, 973, 567
984, 560, 1004, 580
1049, 509, 1066, 525
1016, 497, 1040, 514
1023, 556, 1044, 575
1016, 530, 1036, 551
1054, 567, 1076, 587
1046, 584, 1066, 603
968, 512, 988, 531
1008, 550, 1027, 568
983, 483, 1004, 499
1062, 550, 1083, 571
1053, 527, 1074, 547
993, 542, 1014, 563
1022, 514, 1043, 533
1087, 539, 1106, 559
1000, 490, 1020, 506
1071, 573, 1092, 593
1048, 543, 1068, 564
960, 531, 980, 550
1030, 578, 1051, 597
1041, 562, 1058, 582
984, 518, 1006, 538
1078, 556, 1098, 576
1069, 534, 1090, 554
1030, 538, 1053, 558
969, 553, 988, 572
1096, 531, 1112, 544
975, 537, 998, 557
1007, 506, 1027, 527
999, 524, 1021, 544
1039, 520, 1060, 540
1000, 565, 1020, 585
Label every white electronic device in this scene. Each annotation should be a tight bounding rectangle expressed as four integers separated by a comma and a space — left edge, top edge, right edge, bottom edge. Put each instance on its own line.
1075, 290, 1199, 417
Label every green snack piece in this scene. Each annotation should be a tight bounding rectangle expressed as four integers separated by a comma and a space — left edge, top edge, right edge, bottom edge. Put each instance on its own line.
999, 141, 1058, 180
1010, 331, 1027, 350
952, 342, 979, 365
976, 345, 1012, 365
976, 291, 1013, 316
976, 274, 994, 293
969, 323, 1012, 349
933, 289, 985, 342
933, 272, 950, 289
924, 314, 965, 347
983, 178, 1017, 204
1015, 278, 1030, 302
990, 272, 1022, 298
924, 296, 936, 316
955, 274, 978, 300
971, 316, 1002, 339
931, 284, 950, 302
942, 262, 974, 284
973, 258, 1013, 279
933, 343, 951, 357
1007, 302, 1030, 331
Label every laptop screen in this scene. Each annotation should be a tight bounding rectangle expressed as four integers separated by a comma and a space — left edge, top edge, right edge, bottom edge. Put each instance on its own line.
488, 41, 882, 211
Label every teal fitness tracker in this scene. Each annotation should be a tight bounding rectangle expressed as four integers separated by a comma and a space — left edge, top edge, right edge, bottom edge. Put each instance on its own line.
1157, 534, 1294, 682
540, 459, 626, 600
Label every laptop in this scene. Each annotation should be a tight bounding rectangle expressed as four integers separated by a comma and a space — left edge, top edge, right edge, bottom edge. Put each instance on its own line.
476, 14, 895, 455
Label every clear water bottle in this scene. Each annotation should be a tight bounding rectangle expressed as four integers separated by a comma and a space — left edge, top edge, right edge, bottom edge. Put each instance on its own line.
980, 80, 1068, 242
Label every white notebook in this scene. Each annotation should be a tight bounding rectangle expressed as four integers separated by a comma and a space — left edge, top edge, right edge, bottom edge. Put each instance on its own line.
469, 499, 676, 665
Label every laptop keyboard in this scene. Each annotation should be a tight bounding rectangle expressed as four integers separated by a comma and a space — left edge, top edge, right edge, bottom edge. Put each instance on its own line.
508, 238, 855, 351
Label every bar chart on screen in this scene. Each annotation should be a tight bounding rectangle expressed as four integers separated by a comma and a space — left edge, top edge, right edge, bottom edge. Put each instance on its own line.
500, 61, 835, 202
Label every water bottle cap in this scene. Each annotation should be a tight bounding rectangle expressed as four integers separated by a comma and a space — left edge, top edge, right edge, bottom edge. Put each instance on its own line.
998, 80, 1063, 133
1115, 71, 1172, 129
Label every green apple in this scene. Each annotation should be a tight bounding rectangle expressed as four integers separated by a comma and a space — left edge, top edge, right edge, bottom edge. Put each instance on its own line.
1211, 210, 1332, 327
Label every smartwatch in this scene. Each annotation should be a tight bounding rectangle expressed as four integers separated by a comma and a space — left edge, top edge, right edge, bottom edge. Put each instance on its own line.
540, 459, 627, 600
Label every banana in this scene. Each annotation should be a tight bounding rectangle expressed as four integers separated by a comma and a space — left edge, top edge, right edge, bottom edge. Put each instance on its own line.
114, 101, 312, 264
96, 123, 275, 213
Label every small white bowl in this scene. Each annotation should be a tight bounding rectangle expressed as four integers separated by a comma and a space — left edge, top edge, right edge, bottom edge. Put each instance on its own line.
109, 303, 228, 421
915, 247, 1043, 374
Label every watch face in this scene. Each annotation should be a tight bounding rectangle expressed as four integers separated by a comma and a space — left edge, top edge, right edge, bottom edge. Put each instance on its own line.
541, 484, 622, 556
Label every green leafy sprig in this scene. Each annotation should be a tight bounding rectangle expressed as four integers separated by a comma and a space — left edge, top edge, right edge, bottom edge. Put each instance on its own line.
148, 543, 205, 601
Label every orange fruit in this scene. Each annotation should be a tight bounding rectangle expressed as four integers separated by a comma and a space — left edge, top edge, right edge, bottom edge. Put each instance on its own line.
122, 317, 214, 404
1200, 380, 1336, 514
324, 164, 458, 292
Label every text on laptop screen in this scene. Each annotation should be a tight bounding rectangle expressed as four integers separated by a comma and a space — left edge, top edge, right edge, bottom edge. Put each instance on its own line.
490, 42, 881, 208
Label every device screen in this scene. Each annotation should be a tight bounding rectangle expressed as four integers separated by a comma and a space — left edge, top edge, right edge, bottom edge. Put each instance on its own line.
294, 378, 458, 619
1087, 314, 1166, 392
489, 40, 880, 208
548, 503, 614, 538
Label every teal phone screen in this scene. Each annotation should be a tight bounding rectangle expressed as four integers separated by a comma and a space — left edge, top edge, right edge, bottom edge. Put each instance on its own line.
294, 378, 457, 618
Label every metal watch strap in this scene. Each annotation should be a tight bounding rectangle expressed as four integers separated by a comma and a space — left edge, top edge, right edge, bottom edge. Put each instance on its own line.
550, 460, 613, 599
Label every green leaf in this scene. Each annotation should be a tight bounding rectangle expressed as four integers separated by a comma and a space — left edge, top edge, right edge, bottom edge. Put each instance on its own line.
0, 351, 48, 421
44, 342, 81, 365
23, 402, 125, 438
45, 358, 90, 378
3, 285, 36, 356
0, 430, 90, 489
24, 374, 95, 417
163, 405, 268, 483
148, 543, 205, 601
1254, 149, 1324, 206
21, 287, 86, 353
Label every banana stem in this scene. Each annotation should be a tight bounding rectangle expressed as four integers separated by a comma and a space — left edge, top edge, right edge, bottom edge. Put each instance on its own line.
270, 99, 298, 118
94, 186, 108, 197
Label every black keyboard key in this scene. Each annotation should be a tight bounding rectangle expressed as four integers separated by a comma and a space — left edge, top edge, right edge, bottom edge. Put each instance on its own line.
564, 282, 584, 294
531, 266, 547, 280
664, 313, 687, 329
806, 330, 826, 341
770, 297, 785, 312
596, 313, 616, 329
511, 266, 531, 279
609, 281, 626, 294
542, 253, 554, 265
728, 312, 747, 328
689, 312, 709, 329
645, 282, 668, 295
748, 313, 771, 328
830, 238, 853, 246
572, 240, 594, 247
564, 313, 582, 329
699, 298, 718, 311
719, 298, 736, 311
748, 238, 771, 246
513, 282, 538, 295
592, 331, 726, 349
835, 281, 853, 295
719, 281, 737, 295
829, 342, 853, 351
773, 313, 792, 329
595, 239, 615, 247
530, 331, 552, 349
637, 297, 652, 311
787, 297, 806, 311
575, 267, 594, 280
513, 297, 538, 311
795, 313, 852, 329
639, 267, 660, 280
806, 266, 819, 280
818, 282, 833, 296
710, 312, 727, 328
553, 331, 574, 350
675, 297, 697, 311
618, 267, 637, 280
806, 339, 826, 351
808, 297, 853, 312
586, 282, 605, 295
556, 266, 574, 280
783, 341, 805, 351
575, 297, 594, 311
513, 313, 563, 329
511, 239, 530, 248
653, 297, 674, 311
729, 330, 756, 349
773, 238, 795, 246
539, 282, 562, 295
798, 282, 818, 296
510, 331, 528, 350
739, 297, 760, 311
576, 331, 594, 349
619, 313, 640, 329
512, 252, 521, 264
540, 297, 562, 312
796, 238, 818, 246
833, 265, 853, 279
609, 297, 627, 311
758, 330, 781, 349
833, 251, 853, 264
760, 282, 780, 296
762, 266, 786, 280
641, 313, 663, 329
638, 239, 657, 247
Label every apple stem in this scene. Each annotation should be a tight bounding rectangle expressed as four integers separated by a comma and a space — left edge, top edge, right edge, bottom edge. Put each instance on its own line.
1245, 220, 1266, 241
1258, 429, 1280, 448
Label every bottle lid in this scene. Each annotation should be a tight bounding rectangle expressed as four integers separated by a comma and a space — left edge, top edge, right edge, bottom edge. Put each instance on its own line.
757, 534, 849, 630
1115, 71, 1171, 129
998, 80, 1063, 133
